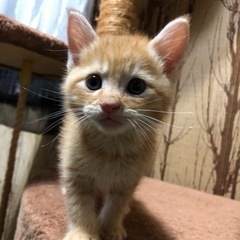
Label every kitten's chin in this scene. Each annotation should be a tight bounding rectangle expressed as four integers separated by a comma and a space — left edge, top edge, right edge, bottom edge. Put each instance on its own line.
94, 118, 129, 135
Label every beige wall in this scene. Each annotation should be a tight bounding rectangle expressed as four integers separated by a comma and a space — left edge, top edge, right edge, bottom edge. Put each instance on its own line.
148, 0, 240, 200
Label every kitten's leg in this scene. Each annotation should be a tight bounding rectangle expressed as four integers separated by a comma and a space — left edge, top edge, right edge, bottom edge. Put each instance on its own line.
63, 176, 99, 240
98, 188, 133, 240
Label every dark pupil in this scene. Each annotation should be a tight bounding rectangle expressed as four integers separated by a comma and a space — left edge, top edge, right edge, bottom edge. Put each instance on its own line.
86, 74, 102, 90
127, 78, 146, 95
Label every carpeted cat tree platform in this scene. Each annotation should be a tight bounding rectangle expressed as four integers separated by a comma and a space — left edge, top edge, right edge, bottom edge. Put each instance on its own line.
0, 14, 67, 61
14, 175, 240, 240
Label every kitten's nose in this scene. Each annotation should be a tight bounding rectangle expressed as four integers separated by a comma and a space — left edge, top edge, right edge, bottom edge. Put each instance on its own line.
100, 98, 121, 113
100, 101, 121, 113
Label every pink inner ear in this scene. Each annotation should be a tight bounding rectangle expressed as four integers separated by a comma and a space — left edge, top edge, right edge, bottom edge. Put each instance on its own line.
151, 17, 190, 74
67, 10, 96, 66
68, 14, 82, 62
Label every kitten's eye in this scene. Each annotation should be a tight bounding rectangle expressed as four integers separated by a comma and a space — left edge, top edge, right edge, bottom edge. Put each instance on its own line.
86, 74, 102, 91
127, 78, 146, 95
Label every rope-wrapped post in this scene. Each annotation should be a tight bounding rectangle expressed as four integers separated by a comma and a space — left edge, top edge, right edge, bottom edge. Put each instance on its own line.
96, 0, 137, 35
0, 60, 32, 239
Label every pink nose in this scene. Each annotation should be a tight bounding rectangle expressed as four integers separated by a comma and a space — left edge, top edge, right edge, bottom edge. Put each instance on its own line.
100, 102, 120, 113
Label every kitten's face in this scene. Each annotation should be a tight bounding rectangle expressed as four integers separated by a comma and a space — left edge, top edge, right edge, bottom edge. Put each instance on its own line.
63, 10, 189, 135
63, 36, 172, 135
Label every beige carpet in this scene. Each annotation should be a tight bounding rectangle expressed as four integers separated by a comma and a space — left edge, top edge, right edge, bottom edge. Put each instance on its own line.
14, 175, 240, 240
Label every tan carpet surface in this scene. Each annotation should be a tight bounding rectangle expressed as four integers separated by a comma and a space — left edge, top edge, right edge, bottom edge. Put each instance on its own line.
14, 176, 240, 240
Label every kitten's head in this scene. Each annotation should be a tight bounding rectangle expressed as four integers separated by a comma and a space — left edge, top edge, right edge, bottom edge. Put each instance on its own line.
63, 10, 189, 135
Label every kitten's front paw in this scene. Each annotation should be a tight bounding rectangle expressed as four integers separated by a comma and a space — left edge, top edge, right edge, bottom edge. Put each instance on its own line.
100, 225, 127, 240
64, 230, 99, 240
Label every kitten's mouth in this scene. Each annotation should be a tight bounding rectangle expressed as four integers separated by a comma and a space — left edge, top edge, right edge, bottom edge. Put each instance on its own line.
98, 117, 123, 128
94, 115, 129, 134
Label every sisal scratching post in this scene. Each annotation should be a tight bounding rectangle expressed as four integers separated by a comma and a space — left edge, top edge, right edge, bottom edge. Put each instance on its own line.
96, 0, 136, 35
0, 60, 32, 240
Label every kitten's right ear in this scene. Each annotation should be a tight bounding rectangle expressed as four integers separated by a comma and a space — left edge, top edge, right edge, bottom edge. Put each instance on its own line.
67, 9, 97, 69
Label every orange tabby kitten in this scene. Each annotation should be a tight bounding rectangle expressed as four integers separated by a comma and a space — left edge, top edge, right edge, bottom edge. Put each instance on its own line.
59, 9, 189, 240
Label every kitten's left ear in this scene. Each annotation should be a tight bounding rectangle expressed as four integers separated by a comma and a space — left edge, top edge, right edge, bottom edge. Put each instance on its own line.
149, 16, 190, 75
67, 9, 97, 69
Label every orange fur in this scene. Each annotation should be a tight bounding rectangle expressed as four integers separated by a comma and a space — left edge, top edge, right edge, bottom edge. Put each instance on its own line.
59, 10, 189, 240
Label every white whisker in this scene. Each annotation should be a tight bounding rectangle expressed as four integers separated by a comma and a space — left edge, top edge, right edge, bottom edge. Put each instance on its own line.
40, 134, 60, 148
27, 109, 67, 123
137, 109, 193, 115
138, 114, 185, 129
135, 97, 162, 108
127, 119, 137, 130
133, 120, 155, 149
138, 118, 158, 135
22, 87, 63, 103
42, 118, 63, 134
41, 88, 63, 95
